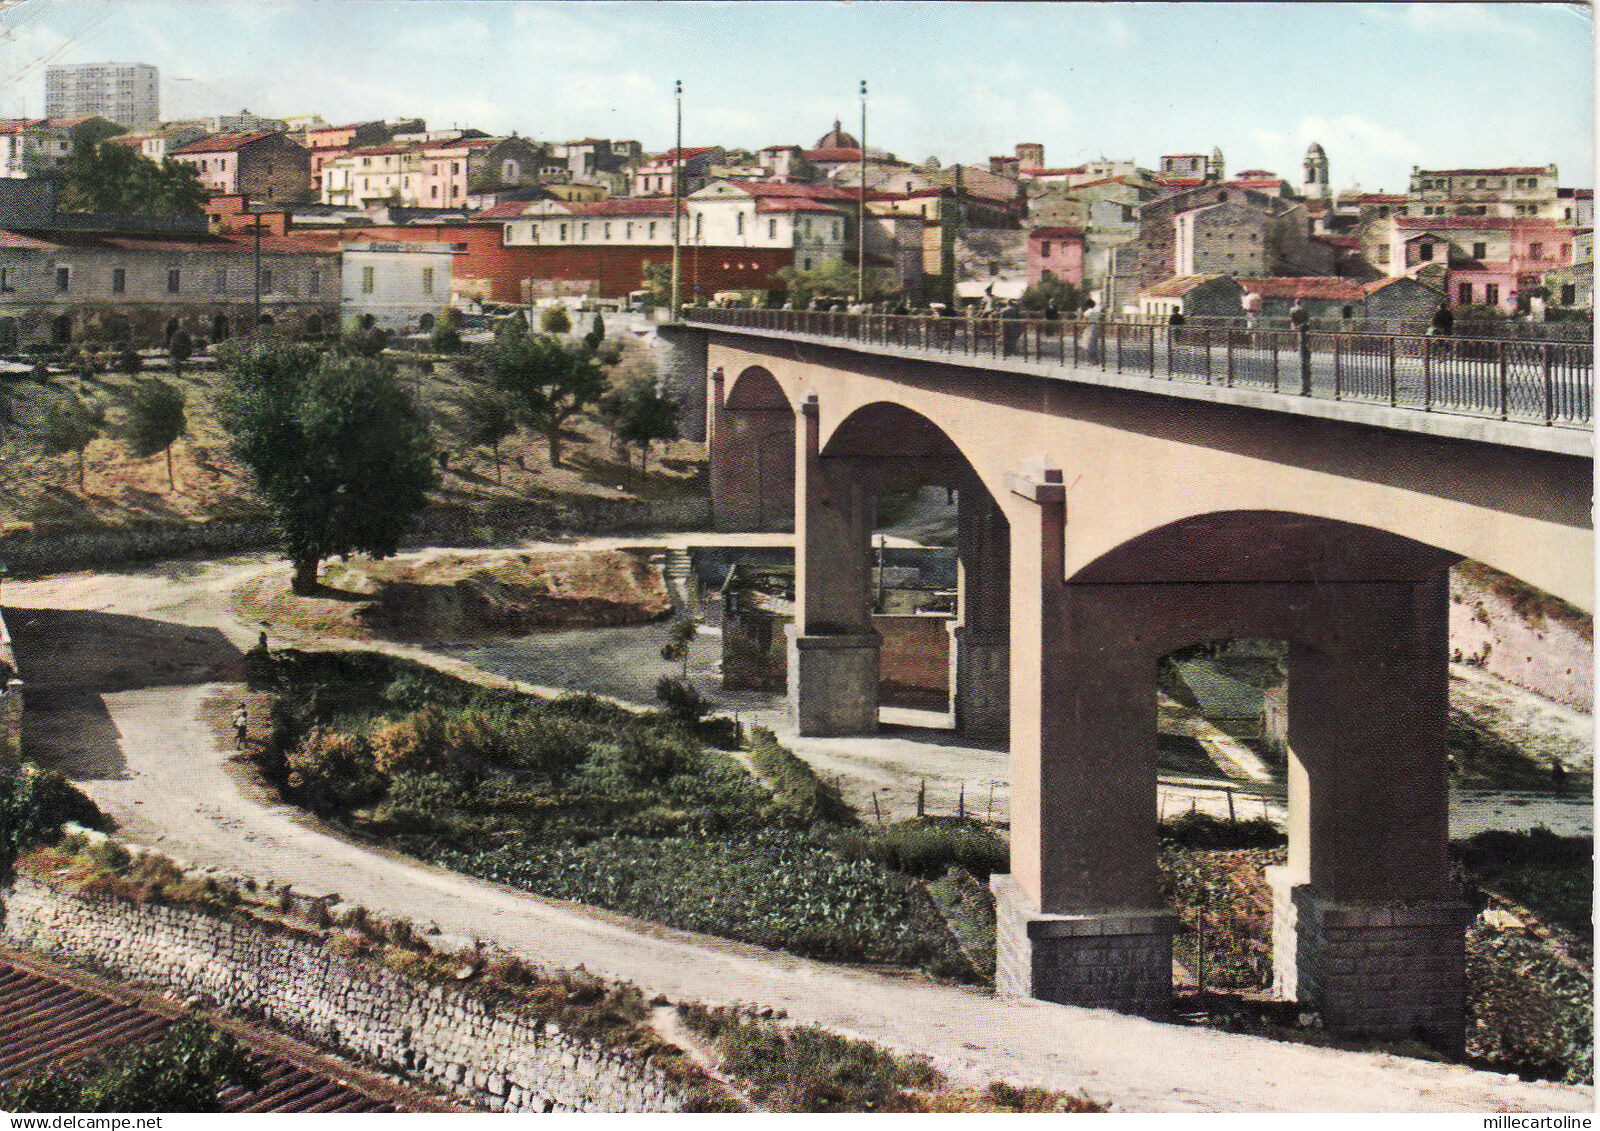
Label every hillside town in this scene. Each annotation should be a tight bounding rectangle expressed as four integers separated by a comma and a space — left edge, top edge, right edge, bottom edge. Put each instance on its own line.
0, 23, 1593, 1121
0, 59, 1592, 345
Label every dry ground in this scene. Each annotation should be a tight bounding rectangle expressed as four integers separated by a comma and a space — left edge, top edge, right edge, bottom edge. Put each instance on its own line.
0, 335, 704, 532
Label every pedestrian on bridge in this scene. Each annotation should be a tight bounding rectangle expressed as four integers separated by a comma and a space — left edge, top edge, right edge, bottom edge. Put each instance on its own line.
1289, 298, 1309, 331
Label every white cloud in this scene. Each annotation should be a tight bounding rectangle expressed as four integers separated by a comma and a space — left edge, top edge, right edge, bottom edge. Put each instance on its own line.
1403, 3, 1538, 42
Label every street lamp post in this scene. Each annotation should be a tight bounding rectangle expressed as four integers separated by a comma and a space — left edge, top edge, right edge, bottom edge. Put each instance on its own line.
670, 79, 683, 322
857, 79, 867, 306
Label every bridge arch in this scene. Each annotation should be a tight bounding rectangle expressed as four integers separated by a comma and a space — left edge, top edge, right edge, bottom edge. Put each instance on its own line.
710, 366, 797, 532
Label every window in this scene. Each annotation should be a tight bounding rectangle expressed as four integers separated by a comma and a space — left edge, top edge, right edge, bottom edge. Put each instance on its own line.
1476, 178, 1487, 188
502, 159, 520, 181
768, 218, 776, 239
1418, 243, 1434, 262
1458, 282, 1473, 304
112, 267, 125, 294
0, 267, 11, 293
803, 257, 813, 270
430, 185, 438, 199
604, 222, 611, 239
309, 269, 320, 294
1376, 244, 1390, 264
1559, 243, 1570, 261
1041, 241, 1051, 257
559, 223, 568, 240
451, 162, 459, 174
361, 265, 375, 294
1529, 242, 1543, 259
422, 266, 434, 294
648, 221, 656, 238
200, 159, 207, 172
167, 268, 180, 293
735, 211, 744, 235
258, 269, 272, 292
55, 266, 70, 292
1484, 283, 1499, 306
1561, 283, 1576, 305
1472, 242, 1486, 259
625, 222, 632, 239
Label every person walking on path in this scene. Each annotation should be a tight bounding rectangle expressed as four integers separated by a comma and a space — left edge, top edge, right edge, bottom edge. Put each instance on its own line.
232, 701, 249, 752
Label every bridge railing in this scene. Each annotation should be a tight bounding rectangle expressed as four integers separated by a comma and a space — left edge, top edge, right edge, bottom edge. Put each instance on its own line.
684, 309, 1593, 428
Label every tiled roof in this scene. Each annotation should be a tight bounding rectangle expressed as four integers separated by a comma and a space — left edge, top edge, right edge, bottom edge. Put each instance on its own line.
1363, 275, 1436, 294
1394, 216, 1569, 231
339, 144, 417, 157
1557, 188, 1593, 200
1237, 276, 1366, 300
1313, 235, 1361, 248
754, 198, 843, 214
1141, 274, 1231, 298
569, 197, 676, 216
170, 132, 278, 155
0, 230, 62, 250
0, 118, 48, 135
804, 147, 862, 163
704, 181, 862, 203
660, 146, 717, 160
474, 200, 540, 219
1028, 225, 1084, 239
1417, 166, 1549, 177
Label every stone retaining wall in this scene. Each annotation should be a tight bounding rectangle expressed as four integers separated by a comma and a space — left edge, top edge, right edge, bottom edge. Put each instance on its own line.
0, 605, 20, 769
0, 496, 709, 579
1, 876, 693, 1113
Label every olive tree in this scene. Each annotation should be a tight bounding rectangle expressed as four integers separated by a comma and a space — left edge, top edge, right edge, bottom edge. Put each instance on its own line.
124, 377, 188, 488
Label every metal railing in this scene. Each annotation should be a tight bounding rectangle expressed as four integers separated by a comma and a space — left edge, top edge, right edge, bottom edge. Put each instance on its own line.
684, 309, 1593, 428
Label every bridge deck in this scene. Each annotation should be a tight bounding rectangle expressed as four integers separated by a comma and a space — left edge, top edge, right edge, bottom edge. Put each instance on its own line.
686, 310, 1593, 457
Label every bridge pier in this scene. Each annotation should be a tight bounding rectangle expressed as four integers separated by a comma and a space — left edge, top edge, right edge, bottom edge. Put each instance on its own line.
1269, 573, 1467, 1053
995, 469, 1176, 1018
789, 396, 879, 736
953, 483, 1010, 741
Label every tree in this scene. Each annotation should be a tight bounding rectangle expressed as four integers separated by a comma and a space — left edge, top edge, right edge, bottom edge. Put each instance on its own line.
1020, 274, 1082, 314
219, 342, 437, 593
584, 312, 605, 352
124, 377, 188, 489
43, 394, 104, 492
660, 619, 696, 680
168, 331, 192, 378
483, 331, 606, 467
539, 304, 572, 335
640, 262, 673, 308
460, 389, 517, 483
776, 259, 857, 307
429, 306, 462, 353
57, 126, 205, 217
615, 377, 681, 477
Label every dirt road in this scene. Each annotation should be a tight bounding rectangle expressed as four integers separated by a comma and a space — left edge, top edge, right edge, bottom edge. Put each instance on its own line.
4, 546, 1594, 1111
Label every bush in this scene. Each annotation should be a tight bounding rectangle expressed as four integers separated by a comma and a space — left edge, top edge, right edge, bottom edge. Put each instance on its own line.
656, 676, 708, 721
539, 304, 572, 335
0, 317, 17, 354
430, 307, 462, 353
747, 727, 855, 824
1160, 811, 1284, 849
0, 1021, 259, 1113
116, 347, 143, 375
835, 817, 1008, 880
0, 764, 112, 881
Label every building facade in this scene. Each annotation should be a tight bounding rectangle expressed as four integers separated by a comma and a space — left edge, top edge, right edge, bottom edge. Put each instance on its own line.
169, 132, 311, 203
44, 62, 159, 130
0, 120, 72, 179
340, 240, 454, 331
1406, 165, 1564, 220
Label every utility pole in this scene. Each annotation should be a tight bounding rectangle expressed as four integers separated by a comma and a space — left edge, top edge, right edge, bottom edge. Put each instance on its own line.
670, 79, 682, 322
252, 206, 263, 337
857, 79, 867, 305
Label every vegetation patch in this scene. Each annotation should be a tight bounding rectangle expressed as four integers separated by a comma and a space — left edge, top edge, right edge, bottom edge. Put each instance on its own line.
746, 725, 856, 824
677, 1004, 1106, 1113
255, 650, 970, 979
1455, 560, 1594, 638
0, 763, 112, 883
0, 1021, 259, 1114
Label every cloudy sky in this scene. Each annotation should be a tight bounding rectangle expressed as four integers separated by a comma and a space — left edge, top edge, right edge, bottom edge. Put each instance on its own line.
1, 1, 1592, 193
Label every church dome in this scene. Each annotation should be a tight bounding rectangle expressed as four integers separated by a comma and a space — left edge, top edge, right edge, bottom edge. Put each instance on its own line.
814, 118, 860, 150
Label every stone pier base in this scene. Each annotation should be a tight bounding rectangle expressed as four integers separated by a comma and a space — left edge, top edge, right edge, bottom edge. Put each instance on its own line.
991, 874, 1176, 1019
789, 631, 880, 736
951, 627, 1008, 742
1267, 867, 1469, 1052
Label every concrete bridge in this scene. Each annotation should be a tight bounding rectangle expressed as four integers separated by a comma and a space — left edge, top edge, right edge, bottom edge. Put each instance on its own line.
682, 309, 1593, 1051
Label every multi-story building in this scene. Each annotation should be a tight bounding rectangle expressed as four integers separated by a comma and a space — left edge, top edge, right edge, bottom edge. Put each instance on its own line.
1543, 229, 1592, 311
44, 62, 159, 130
193, 109, 286, 135
0, 214, 339, 346
1382, 215, 1578, 310
1131, 181, 1332, 296
1155, 149, 1224, 189
1556, 187, 1593, 227
1025, 226, 1084, 286
0, 119, 73, 179
1406, 165, 1563, 220
106, 124, 208, 164
340, 240, 455, 330
320, 144, 424, 207
630, 146, 725, 197
169, 132, 311, 203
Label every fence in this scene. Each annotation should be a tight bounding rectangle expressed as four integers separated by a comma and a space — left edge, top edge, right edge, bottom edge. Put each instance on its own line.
685, 309, 1593, 429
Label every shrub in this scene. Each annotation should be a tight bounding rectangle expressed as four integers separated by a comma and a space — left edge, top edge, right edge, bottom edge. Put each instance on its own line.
430, 307, 462, 353
539, 304, 571, 335
1160, 811, 1284, 849
116, 347, 143, 375
0, 764, 112, 881
835, 818, 1008, 880
0, 1021, 259, 1113
286, 727, 383, 811
0, 317, 17, 354
747, 727, 855, 824
656, 676, 708, 721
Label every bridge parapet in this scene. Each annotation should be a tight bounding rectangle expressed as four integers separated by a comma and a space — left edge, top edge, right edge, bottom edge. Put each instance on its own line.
685, 309, 1593, 452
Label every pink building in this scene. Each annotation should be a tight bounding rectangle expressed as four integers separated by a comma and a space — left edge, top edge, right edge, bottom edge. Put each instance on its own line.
1026, 225, 1084, 285
418, 136, 495, 207
1390, 216, 1578, 310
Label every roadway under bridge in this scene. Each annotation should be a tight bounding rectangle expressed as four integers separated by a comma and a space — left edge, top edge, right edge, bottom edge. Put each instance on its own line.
685, 309, 1594, 1052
